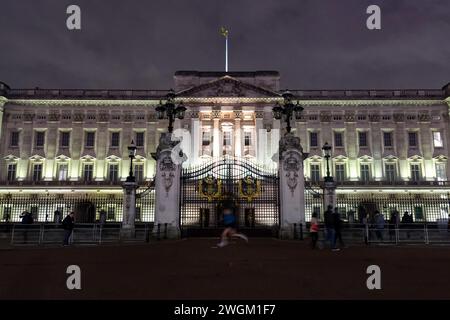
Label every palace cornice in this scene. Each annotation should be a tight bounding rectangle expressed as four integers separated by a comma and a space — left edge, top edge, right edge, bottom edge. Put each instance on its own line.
6, 99, 161, 107
2, 97, 445, 108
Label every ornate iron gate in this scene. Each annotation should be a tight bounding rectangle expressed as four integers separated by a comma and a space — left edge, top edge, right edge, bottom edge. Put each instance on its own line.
180, 156, 279, 230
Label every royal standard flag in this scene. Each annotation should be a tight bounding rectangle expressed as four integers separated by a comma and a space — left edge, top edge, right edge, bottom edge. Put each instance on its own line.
220, 26, 229, 37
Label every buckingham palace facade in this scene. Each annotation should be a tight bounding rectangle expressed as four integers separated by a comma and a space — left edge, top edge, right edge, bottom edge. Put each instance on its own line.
0, 71, 450, 226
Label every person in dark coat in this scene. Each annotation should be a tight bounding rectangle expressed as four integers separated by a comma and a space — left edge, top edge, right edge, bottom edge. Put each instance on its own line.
401, 211, 413, 239
62, 212, 75, 246
324, 205, 338, 251
20, 211, 34, 243
333, 207, 345, 248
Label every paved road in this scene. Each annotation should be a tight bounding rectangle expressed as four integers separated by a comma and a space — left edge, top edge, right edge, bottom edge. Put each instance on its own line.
1, 238, 449, 299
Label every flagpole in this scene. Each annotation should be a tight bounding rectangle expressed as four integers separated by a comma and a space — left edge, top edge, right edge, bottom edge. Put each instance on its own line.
225, 35, 228, 72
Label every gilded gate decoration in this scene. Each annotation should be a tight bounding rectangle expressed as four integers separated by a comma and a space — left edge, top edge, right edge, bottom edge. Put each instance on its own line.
238, 175, 261, 202
198, 175, 222, 201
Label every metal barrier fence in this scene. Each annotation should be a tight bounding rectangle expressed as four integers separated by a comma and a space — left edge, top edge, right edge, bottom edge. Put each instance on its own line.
305, 192, 450, 223
0, 192, 155, 223
303, 223, 450, 246
7, 222, 178, 245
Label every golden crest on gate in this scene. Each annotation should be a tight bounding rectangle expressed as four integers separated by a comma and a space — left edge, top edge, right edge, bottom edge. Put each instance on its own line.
239, 175, 261, 202
198, 174, 222, 201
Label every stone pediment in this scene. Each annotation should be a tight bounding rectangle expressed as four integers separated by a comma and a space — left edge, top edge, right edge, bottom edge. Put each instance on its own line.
176, 76, 279, 98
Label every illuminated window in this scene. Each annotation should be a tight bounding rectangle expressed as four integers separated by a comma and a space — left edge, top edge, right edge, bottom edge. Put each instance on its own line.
436, 163, 446, 181
134, 164, 144, 183
360, 164, 370, 182
32, 164, 42, 182
108, 163, 119, 182
385, 163, 396, 182
410, 164, 421, 182
223, 132, 231, 146
83, 163, 94, 182
57, 163, 68, 181
433, 132, 443, 148
335, 164, 345, 182
310, 164, 320, 182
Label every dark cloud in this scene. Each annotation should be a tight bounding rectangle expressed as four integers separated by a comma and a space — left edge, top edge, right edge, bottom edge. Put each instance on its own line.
0, 0, 448, 90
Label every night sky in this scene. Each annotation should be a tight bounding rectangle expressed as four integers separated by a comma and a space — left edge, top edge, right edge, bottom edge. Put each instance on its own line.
0, 0, 448, 90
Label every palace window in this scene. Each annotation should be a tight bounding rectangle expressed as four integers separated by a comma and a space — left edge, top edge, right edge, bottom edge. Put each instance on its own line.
57, 163, 69, 181
135, 132, 145, 147
383, 132, 393, 147
360, 164, 370, 182
223, 131, 231, 146
10, 131, 20, 147
433, 131, 443, 148
244, 131, 252, 146
60, 132, 70, 148
410, 164, 421, 182
358, 132, 368, 147
310, 164, 320, 182
35, 131, 45, 148
134, 164, 144, 183
335, 164, 345, 182
408, 132, 418, 147
85, 132, 96, 148
111, 132, 120, 148
108, 163, 119, 182
309, 132, 318, 147
83, 163, 94, 182
202, 131, 211, 146
334, 132, 343, 147
435, 163, 446, 181
7, 164, 16, 182
32, 164, 43, 182
385, 163, 396, 182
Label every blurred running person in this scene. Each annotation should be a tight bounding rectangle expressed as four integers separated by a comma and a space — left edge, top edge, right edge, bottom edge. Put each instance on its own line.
217, 208, 248, 247
62, 212, 75, 246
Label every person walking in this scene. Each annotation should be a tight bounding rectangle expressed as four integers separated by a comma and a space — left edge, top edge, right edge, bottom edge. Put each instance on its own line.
310, 212, 320, 249
333, 207, 345, 248
216, 208, 248, 248
388, 211, 398, 241
362, 212, 370, 245
62, 212, 75, 246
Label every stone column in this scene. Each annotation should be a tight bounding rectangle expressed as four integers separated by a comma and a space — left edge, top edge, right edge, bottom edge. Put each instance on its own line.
255, 112, 264, 163
190, 112, 200, 165
121, 180, 139, 238
323, 181, 337, 210
213, 117, 220, 158
278, 133, 306, 239
152, 132, 186, 239
0, 97, 6, 143
234, 111, 242, 157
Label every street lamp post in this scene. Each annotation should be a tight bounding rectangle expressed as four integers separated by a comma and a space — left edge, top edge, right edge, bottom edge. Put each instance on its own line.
272, 91, 303, 134
322, 142, 333, 182
155, 89, 187, 133
126, 140, 137, 182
